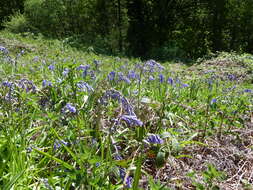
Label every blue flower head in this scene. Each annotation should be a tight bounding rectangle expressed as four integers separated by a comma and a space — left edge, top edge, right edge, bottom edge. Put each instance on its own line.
121, 115, 143, 126
63, 103, 76, 114
146, 134, 164, 144
48, 64, 55, 71
167, 77, 174, 85
159, 74, 164, 83
108, 71, 116, 81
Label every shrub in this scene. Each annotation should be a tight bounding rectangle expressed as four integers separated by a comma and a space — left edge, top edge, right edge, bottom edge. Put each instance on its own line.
3, 12, 33, 33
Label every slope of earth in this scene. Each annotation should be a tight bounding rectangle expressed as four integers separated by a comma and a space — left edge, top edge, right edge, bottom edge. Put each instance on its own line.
0, 31, 252, 190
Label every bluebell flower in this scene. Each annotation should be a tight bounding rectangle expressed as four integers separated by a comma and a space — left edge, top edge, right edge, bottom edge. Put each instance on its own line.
33, 56, 39, 62
127, 70, 139, 80
146, 134, 164, 144
167, 77, 174, 85
0, 46, 9, 54
77, 64, 90, 71
119, 167, 126, 179
108, 71, 116, 81
145, 60, 164, 73
149, 75, 155, 81
48, 64, 55, 71
121, 115, 143, 126
18, 79, 37, 93
62, 68, 69, 76
77, 82, 94, 92
89, 70, 96, 80
211, 98, 217, 104
159, 74, 165, 83
95, 162, 100, 167
54, 140, 68, 150
101, 90, 137, 116
42, 80, 52, 88
118, 72, 131, 84
181, 83, 189, 88
2, 81, 13, 88
227, 74, 236, 81
244, 89, 252, 93
63, 103, 76, 114
93, 60, 100, 69
125, 176, 133, 188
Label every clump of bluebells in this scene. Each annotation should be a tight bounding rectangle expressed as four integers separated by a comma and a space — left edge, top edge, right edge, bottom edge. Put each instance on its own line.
62, 103, 76, 114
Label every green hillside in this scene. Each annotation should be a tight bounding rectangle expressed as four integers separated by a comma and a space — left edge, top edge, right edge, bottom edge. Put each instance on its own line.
0, 31, 253, 189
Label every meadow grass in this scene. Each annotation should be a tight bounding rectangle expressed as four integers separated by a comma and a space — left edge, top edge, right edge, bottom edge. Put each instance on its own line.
0, 31, 253, 190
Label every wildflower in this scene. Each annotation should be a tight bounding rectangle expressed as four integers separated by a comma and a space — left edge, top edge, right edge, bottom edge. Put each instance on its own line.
33, 56, 39, 62
62, 68, 69, 76
18, 79, 37, 92
145, 59, 164, 72
2, 81, 13, 88
121, 115, 143, 126
108, 71, 116, 81
211, 98, 217, 104
125, 176, 133, 188
149, 75, 155, 81
95, 162, 100, 167
54, 139, 68, 150
159, 74, 165, 83
63, 103, 76, 114
48, 64, 55, 71
93, 59, 100, 69
244, 89, 252, 93
77, 82, 94, 92
101, 89, 136, 116
118, 72, 131, 84
42, 80, 52, 88
128, 70, 139, 80
167, 77, 174, 85
146, 134, 164, 144
77, 64, 90, 72
227, 74, 236, 81
0, 46, 9, 54
181, 83, 189, 88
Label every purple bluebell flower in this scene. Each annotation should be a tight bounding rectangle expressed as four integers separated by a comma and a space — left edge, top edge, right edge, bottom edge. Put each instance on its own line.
149, 75, 155, 81
244, 89, 252, 93
48, 64, 55, 71
146, 134, 164, 144
54, 140, 68, 150
211, 98, 217, 104
108, 71, 116, 81
118, 72, 131, 84
100, 90, 136, 116
159, 74, 165, 83
125, 176, 133, 188
119, 167, 126, 179
18, 79, 37, 93
181, 83, 189, 88
127, 70, 139, 80
227, 74, 236, 81
62, 68, 69, 76
42, 80, 52, 88
2, 81, 13, 88
0, 46, 9, 54
63, 103, 76, 114
145, 60, 164, 73
95, 162, 100, 167
77, 82, 93, 92
114, 154, 123, 160
121, 115, 143, 126
93, 60, 100, 69
167, 77, 174, 85
33, 56, 39, 62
